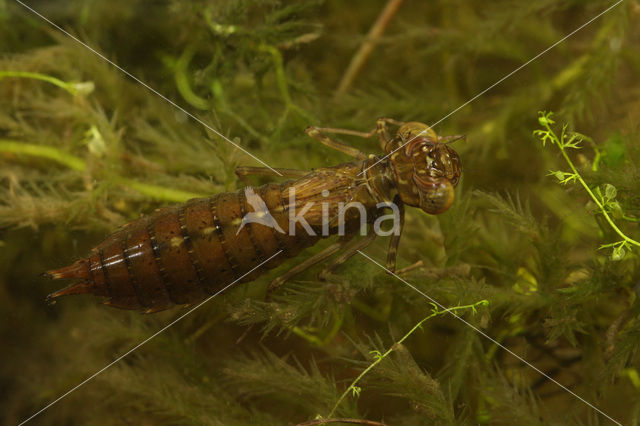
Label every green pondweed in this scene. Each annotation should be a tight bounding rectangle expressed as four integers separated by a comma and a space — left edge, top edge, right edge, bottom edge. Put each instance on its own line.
0, 69, 207, 204
0, 70, 94, 96
534, 111, 640, 261
3, 1, 638, 424
326, 299, 489, 418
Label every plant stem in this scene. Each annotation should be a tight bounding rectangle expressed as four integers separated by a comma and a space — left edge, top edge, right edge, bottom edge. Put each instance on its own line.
259, 44, 314, 125
327, 300, 487, 417
0, 139, 86, 171
335, 0, 404, 95
0, 139, 207, 203
292, 309, 344, 347
557, 145, 640, 248
296, 418, 386, 426
0, 71, 93, 96
113, 177, 207, 203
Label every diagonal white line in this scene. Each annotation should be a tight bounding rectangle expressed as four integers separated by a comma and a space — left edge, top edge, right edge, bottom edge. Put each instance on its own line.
13, 0, 283, 176
359, 0, 624, 177
19, 250, 283, 425
13, 0, 624, 423
356, 250, 622, 425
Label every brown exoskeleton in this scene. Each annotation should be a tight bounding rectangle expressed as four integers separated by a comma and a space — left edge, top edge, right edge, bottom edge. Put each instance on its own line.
45, 118, 463, 312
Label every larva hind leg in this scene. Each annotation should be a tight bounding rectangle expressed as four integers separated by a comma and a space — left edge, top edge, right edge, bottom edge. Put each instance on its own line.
317, 231, 376, 282
393, 260, 424, 276
235, 166, 307, 185
265, 235, 355, 301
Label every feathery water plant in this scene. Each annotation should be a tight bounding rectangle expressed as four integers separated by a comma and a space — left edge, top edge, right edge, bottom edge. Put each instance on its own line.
1, 1, 639, 424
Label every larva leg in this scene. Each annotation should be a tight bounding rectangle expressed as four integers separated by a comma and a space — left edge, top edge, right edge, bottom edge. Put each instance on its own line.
437, 134, 466, 144
305, 126, 368, 159
375, 117, 404, 150
394, 260, 424, 276
265, 235, 355, 300
381, 201, 421, 276
385, 199, 405, 272
235, 166, 307, 185
307, 126, 376, 139
317, 231, 376, 281
309, 118, 404, 140
306, 118, 404, 155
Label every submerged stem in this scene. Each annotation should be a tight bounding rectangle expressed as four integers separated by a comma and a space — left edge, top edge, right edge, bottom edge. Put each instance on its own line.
536, 112, 640, 249
0, 71, 94, 96
0, 139, 86, 171
327, 300, 487, 418
0, 140, 206, 203
557, 145, 640, 248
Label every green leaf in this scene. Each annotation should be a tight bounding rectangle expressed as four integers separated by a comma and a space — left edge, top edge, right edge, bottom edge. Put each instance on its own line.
537, 111, 555, 127
603, 184, 617, 202
350, 386, 361, 398
611, 245, 626, 261
608, 201, 623, 219
562, 133, 583, 149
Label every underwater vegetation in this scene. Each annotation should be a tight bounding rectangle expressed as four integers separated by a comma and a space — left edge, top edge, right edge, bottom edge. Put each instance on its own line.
1, 0, 640, 424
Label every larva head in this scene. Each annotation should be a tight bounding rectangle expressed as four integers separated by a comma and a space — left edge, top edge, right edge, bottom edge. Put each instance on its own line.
386, 122, 462, 214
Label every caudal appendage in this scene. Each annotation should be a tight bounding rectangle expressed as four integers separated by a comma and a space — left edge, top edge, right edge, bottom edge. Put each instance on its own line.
43, 259, 93, 303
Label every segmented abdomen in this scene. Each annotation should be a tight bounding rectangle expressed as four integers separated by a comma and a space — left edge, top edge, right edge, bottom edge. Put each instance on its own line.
46, 183, 320, 312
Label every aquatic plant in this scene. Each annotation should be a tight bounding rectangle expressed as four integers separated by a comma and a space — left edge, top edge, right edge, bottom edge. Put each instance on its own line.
1, 0, 639, 424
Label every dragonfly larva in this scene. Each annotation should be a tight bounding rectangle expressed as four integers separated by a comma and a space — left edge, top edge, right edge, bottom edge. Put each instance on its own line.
45, 118, 462, 312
